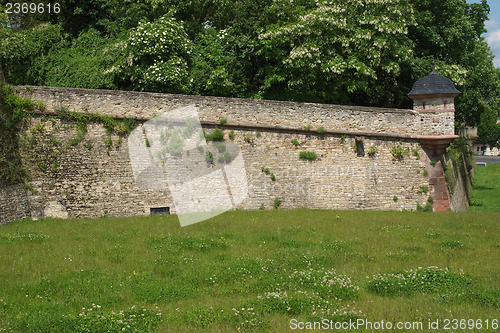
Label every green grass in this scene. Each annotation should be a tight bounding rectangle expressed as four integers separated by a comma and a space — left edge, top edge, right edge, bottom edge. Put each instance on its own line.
0, 210, 499, 332
470, 163, 500, 211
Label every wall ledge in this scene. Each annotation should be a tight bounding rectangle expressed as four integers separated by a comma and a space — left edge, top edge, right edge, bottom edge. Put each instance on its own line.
16, 85, 417, 115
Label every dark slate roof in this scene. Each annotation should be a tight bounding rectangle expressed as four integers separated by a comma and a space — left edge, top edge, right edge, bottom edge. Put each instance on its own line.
408, 68, 461, 97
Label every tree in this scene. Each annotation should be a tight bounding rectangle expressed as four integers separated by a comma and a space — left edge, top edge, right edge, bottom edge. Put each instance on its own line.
30, 29, 125, 89
455, 40, 500, 126
408, 0, 489, 63
48, 0, 111, 36
191, 28, 236, 96
113, 15, 194, 93
258, 0, 416, 105
408, 0, 496, 126
0, 23, 65, 85
477, 103, 500, 147
0, 0, 498, 125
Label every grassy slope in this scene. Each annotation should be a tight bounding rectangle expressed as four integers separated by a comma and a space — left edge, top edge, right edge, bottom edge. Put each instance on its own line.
470, 163, 500, 211
0, 210, 499, 332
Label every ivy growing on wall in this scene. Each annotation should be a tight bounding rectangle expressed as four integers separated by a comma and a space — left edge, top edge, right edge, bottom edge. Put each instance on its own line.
0, 83, 138, 185
0, 83, 42, 184
55, 106, 137, 141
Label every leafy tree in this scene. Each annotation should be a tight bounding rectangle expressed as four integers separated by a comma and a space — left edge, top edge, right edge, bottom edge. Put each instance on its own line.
166, 0, 230, 38
258, 0, 416, 105
0, 4, 8, 27
0, 23, 65, 85
477, 103, 500, 147
191, 28, 236, 96
455, 40, 500, 126
47, 0, 111, 36
29, 29, 126, 89
191, 0, 278, 98
114, 14, 194, 93
408, 0, 489, 63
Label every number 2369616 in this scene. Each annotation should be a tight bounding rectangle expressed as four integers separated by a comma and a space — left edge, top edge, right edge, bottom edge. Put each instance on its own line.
5, 3, 60, 14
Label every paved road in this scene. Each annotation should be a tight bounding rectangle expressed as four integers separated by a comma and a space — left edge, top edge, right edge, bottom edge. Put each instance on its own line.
475, 156, 500, 164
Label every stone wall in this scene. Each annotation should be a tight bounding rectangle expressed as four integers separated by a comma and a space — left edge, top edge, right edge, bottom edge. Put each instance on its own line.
0, 183, 30, 224
13, 116, 433, 220
16, 86, 454, 136
0, 85, 465, 222
442, 151, 474, 212
19, 119, 172, 219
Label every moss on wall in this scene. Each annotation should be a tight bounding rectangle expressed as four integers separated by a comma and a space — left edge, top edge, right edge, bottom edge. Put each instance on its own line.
0, 84, 41, 184
442, 137, 475, 211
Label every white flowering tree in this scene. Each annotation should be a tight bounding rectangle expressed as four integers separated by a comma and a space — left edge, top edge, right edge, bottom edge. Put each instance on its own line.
258, 0, 416, 104
116, 15, 194, 93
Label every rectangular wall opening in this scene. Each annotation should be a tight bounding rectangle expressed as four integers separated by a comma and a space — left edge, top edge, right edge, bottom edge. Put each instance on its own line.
150, 207, 170, 215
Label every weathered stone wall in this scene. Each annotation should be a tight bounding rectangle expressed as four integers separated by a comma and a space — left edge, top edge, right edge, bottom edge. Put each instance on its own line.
0, 183, 30, 224
16, 86, 454, 136
442, 152, 474, 212
20, 118, 173, 219
235, 131, 430, 211
14, 117, 433, 220
0, 85, 462, 222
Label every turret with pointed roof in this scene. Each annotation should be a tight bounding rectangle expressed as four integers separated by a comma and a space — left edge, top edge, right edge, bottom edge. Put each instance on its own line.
408, 62, 461, 113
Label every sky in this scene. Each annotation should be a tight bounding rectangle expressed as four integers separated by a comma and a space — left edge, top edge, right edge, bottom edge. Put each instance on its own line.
468, 0, 500, 67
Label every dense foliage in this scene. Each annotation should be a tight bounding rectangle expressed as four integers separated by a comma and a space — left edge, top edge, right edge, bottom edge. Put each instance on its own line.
0, 83, 39, 184
0, 0, 499, 144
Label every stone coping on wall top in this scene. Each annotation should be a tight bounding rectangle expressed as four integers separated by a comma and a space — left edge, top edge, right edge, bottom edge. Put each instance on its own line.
16, 85, 416, 115
30, 109, 457, 144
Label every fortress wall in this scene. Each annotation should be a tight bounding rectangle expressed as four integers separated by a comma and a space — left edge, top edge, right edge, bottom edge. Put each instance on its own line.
19, 119, 173, 219
0, 86, 453, 222
16, 116, 433, 220
0, 183, 30, 224
232, 129, 430, 211
16, 86, 454, 136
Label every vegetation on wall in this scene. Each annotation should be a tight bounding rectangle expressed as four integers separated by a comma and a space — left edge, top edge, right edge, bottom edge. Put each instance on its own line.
0, 83, 41, 184
204, 128, 224, 142
0, 82, 140, 184
299, 151, 317, 161
442, 137, 474, 198
55, 106, 137, 138
417, 196, 434, 212
391, 145, 409, 160
367, 146, 378, 158
273, 198, 281, 209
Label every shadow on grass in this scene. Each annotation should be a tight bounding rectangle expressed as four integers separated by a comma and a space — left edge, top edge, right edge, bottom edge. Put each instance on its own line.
473, 185, 493, 191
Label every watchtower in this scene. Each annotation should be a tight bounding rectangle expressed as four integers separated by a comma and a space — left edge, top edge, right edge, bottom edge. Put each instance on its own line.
408, 62, 460, 155
408, 62, 461, 116
408, 63, 462, 212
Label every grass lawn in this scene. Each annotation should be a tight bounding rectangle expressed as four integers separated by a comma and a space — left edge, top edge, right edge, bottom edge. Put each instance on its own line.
470, 163, 500, 211
0, 210, 499, 332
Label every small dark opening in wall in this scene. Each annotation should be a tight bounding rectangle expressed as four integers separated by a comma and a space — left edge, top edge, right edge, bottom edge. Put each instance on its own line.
150, 207, 170, 215
355, 136, 364, 157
